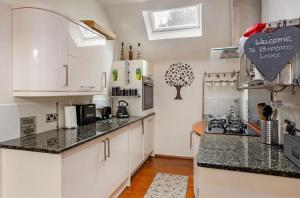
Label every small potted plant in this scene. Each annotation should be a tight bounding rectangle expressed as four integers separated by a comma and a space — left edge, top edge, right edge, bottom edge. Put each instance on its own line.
112, 69, 118, 81
135, 68, 142, 80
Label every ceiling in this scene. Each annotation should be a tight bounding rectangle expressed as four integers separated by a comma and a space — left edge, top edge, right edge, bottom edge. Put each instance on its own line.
97, 0, 155, 7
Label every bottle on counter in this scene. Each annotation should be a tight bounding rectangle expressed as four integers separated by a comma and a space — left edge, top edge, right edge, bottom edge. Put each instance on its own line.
129, 45, 133, 60
137, 43, 142, 60
120, 42, 125, 60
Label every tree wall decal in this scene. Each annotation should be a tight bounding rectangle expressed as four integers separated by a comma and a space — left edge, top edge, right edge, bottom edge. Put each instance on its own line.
165, 62, 195, 100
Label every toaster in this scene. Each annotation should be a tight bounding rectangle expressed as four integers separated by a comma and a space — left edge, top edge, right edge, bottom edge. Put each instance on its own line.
96, 106, 112, 120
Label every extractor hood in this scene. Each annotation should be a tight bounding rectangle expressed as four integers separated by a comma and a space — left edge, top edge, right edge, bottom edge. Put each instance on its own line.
210, 0, 261, 59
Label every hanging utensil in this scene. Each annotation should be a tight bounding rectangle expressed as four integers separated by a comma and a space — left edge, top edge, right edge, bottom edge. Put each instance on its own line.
262, 105, 273, 121
257, 103, 266, 120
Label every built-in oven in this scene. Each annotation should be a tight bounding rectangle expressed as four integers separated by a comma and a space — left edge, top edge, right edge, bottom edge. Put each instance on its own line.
142, 76, 153, 110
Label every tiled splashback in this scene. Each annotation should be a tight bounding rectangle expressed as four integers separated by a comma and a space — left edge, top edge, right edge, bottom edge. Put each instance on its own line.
0, 104, 20, 141
204, 85, 245, 119
276, 86, 300, 144
0, 97, 93, 142
278, 104, 300, 144
204, 97, 241, 118
0, 102, 58, 141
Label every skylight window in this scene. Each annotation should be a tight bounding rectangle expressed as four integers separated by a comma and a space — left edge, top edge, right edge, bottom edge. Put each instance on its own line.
74, 25, 106, 46
143, 4, 202, 40
79, 26, 99, 40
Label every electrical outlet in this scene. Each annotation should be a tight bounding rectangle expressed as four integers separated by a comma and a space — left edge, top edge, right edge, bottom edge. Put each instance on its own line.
46, 113, 58, 123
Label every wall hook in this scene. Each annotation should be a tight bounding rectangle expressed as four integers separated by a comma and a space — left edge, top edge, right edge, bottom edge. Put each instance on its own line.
283, 19, 287, 27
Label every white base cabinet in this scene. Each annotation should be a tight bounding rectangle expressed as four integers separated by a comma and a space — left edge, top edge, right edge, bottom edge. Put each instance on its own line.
196, 167, 300, 198
62, 137, 107, 198
103, 127, 129, 197
191, 132, 201, 197
143, 115, 155, 160
1, 116, 155, 198
129, 121, 144, 174
62, 126, 129, 198
2, 127, 129, 198
192, 132, 300, 198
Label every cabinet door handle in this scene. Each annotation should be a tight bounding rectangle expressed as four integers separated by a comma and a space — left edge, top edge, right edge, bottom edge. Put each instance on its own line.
80, 86, 95, 89
63, 65, 69, 86
102, 140, 107, 161
106, 138, 110, 158
102, 72, 107, 89
190, 131, 194, 149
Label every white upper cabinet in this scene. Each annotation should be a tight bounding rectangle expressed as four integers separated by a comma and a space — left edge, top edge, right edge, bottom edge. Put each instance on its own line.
13, 8, 68, 94
67, 20, 105, 63
12, 7, 110, 97
67, 20, 108, 95
67, 56, 107, 94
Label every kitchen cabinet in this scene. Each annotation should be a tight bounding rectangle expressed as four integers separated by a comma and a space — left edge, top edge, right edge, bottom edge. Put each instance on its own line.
129, 121, 144, 174
62, 137, 107, 198
67, 19, 106, 63
13, 7, 68, 94
191, 131, 201, 198
67, 20, 109, 95
1, 117, 155, 198
62, 126, 129, 198
101, 126, 129, 197
12, 7, 109, 96
143, 115, 155, 159
68, 56, 107, 94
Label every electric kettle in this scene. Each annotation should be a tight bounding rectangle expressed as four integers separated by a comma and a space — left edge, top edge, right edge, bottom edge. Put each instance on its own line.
116, 100, 129, 118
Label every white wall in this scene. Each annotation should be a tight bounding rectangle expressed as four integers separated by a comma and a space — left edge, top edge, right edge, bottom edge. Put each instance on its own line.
261, 0, 300, 144
262, 0, 300, 22
0, 0, 113, 141
154, 60, 238, 157
104, 0, 235, 157
106, 0, 232, 62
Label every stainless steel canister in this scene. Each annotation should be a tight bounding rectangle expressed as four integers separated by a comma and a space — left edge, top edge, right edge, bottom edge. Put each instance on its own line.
260, 120, 279, 145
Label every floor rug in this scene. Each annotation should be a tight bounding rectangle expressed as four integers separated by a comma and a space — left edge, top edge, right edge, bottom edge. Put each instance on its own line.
144, 173, 188, 198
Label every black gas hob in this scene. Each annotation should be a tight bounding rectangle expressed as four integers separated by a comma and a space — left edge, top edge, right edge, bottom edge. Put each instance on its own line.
206, 118, 258, 136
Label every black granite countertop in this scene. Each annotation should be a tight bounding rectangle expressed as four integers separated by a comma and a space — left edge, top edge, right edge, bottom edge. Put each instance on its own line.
197, 134, 300, 178
0, 114, 154, 154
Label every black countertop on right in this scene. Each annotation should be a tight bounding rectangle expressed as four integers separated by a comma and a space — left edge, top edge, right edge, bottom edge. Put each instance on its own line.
197, 134, 300, 179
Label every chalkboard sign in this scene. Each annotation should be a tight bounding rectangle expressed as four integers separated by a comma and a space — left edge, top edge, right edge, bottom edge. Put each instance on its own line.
244, 26, 300, 81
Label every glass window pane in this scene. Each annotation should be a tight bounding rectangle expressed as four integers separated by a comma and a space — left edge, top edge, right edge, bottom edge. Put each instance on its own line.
79, 26, 98, 39
151, 5, 199, 30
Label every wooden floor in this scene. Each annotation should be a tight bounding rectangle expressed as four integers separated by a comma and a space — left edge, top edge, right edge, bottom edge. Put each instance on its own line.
119, 157, 194, 198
